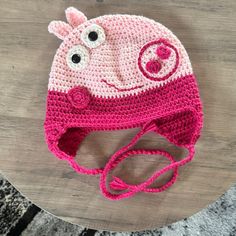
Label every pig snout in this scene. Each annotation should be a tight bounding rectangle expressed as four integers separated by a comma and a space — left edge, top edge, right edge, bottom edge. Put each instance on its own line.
138, 39, 179, 81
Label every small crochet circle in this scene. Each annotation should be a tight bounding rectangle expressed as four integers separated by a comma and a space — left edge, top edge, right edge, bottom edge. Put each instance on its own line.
156, 45, 171, 60
81, 24, 106, 48
67, 86, 91, 109
146, 60, 161, 74
66, 45, 90, 71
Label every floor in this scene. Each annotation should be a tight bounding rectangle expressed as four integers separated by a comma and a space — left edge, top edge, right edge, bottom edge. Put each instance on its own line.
0, 174, 236, 236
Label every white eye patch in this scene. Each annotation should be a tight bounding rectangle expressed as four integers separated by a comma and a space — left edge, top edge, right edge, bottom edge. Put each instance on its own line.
81, 24, 106, 49
66, 45, 90, 71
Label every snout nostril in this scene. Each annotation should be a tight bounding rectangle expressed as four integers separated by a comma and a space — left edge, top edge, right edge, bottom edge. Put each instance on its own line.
146, 60, 161, 74
156, 45, 171, 60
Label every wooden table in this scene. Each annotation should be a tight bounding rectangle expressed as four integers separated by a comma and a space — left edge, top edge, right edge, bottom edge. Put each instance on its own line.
0, 0, 236, 232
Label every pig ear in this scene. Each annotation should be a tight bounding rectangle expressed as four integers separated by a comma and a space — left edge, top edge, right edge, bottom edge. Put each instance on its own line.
65, 7, 87, 28
48, 21, 73, 40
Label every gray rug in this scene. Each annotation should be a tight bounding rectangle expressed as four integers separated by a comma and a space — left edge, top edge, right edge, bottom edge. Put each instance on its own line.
0, 173, 235, 236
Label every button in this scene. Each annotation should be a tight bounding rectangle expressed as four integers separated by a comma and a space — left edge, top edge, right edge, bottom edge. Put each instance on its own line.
88, 31, 98, 41
71, 54, 81, 64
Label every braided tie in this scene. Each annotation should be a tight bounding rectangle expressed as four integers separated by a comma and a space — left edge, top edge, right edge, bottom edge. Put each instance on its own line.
63, 121, 195, 200
99, 139, 195, 200
108, 149, 179, 193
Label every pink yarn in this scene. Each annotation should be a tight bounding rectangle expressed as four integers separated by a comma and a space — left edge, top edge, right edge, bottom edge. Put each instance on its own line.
100, 122, 195, 200
156, 45, 171, 59
44, 7, 203, 201
145, 60, 161, 74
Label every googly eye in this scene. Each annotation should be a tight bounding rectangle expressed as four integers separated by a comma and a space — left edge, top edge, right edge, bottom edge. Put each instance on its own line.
66, 45, 90, 71
81, 24, 106, 48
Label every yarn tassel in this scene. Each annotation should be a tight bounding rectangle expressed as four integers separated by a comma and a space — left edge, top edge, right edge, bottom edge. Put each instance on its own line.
110, 176, 129, 191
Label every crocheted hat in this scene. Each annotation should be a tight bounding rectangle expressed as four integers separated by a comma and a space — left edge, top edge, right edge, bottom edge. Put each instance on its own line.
44, 7, 203, 200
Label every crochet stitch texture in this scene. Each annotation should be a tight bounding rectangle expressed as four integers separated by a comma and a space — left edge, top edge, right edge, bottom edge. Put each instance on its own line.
44, 7, 203, 200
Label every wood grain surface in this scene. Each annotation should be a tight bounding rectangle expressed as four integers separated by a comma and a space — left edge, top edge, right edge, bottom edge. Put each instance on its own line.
0, 0, 236, 232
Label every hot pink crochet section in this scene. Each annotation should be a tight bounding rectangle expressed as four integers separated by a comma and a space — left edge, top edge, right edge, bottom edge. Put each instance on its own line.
45, 74, 202, 159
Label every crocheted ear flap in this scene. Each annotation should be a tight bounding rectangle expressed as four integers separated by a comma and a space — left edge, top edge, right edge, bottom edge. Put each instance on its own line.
154, 108, 202, 146
57, 127, 85, 157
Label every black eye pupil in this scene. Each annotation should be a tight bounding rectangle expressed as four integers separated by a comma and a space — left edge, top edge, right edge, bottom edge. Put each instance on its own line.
88, 31, 98, 41
71, 54, 81, 64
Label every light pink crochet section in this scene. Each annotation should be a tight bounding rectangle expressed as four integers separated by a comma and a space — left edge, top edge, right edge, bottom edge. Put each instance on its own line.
48, 15, 193, 98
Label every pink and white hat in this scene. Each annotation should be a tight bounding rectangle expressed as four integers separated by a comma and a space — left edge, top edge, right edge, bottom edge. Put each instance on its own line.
44, 7, 203, 200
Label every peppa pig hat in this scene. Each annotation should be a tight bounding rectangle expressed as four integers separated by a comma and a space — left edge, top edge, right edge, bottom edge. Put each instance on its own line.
44, 7, 203, 200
